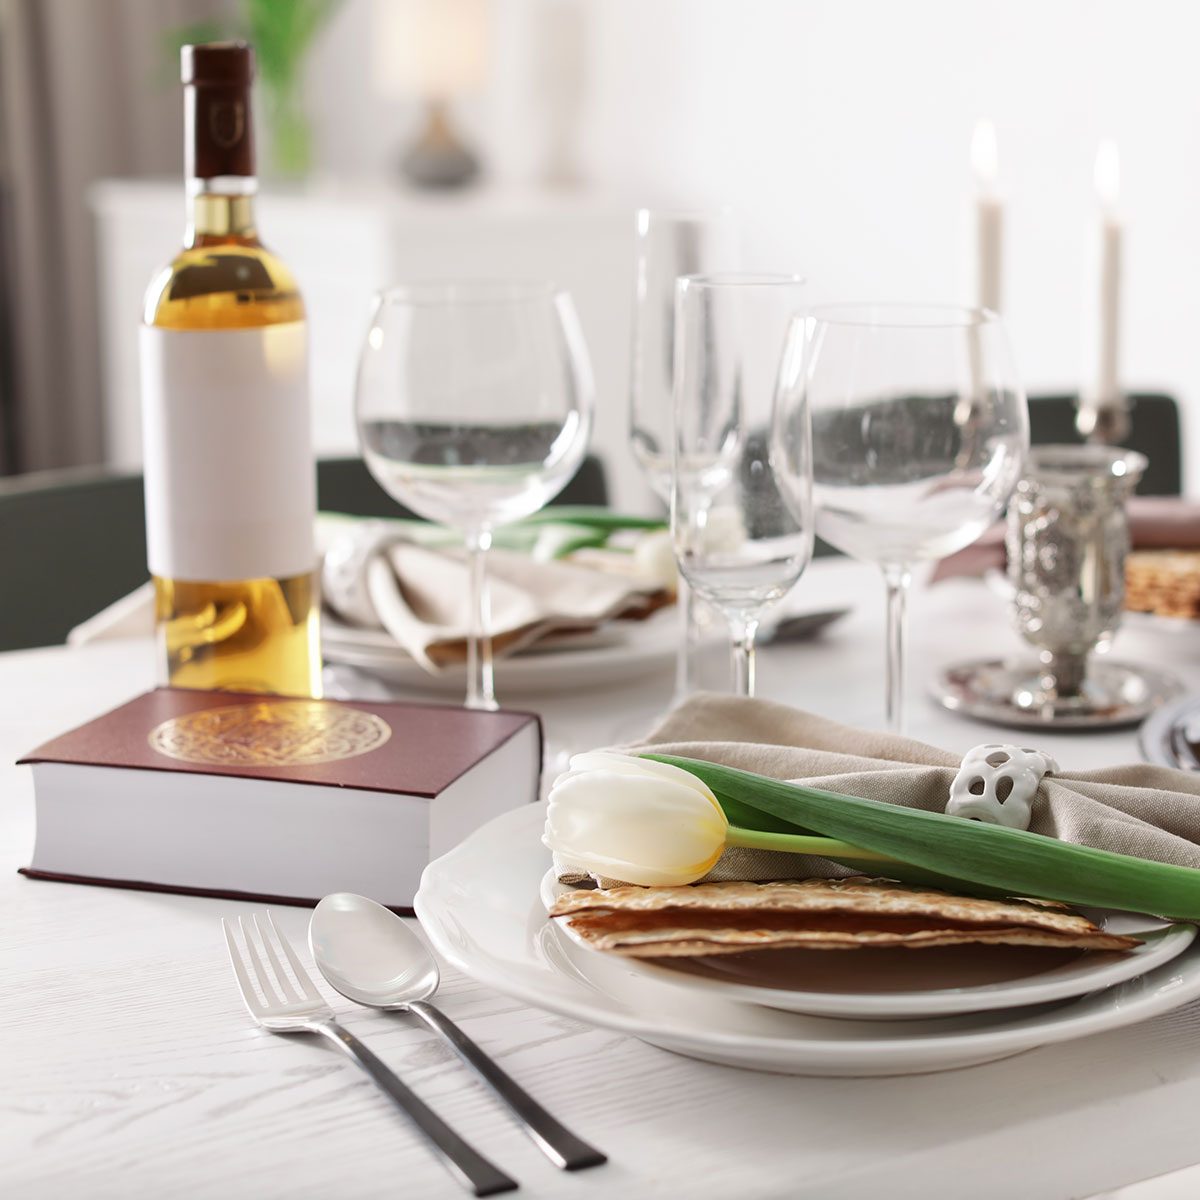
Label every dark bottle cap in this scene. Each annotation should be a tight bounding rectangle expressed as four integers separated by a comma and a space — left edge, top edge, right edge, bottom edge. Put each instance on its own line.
181, 42, 255, 87
182, 42, 256, 180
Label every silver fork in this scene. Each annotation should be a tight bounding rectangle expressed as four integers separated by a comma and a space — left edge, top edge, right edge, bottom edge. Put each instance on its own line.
222, 912, 518, 1197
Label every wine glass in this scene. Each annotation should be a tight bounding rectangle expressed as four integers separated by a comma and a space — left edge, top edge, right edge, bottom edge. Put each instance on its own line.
671, 273, 812, 697
354, 282, 594, 710
629, 209, 740, 701
779, 303, 1028, 731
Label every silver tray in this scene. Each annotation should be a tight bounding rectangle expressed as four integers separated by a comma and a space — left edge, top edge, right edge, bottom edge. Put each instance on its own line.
933, 657, 1184, 731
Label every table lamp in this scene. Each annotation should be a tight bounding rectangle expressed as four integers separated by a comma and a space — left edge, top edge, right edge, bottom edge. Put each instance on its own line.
372, 0, 488, 188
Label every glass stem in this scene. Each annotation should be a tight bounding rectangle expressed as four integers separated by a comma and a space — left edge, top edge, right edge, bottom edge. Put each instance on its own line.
465, 527, 497, 711
728, 613, 760, 698
882, 563, 912, 733
673, 577, 699, 704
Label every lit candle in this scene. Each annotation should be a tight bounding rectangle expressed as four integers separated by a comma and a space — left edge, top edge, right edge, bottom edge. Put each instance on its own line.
1090, 139, 1123, 410
972, 120, 1004, 312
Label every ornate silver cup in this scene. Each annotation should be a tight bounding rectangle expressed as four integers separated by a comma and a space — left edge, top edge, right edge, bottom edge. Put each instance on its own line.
935, 443, 1183, 729
1007, 444, 1145, 700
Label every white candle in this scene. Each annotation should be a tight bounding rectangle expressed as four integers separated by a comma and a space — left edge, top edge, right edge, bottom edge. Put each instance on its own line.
971, 119, 1004, 313
1090, 139, 1123, 409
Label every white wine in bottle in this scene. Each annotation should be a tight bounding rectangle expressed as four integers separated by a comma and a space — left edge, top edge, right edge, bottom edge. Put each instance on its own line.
140, 42, 321, 698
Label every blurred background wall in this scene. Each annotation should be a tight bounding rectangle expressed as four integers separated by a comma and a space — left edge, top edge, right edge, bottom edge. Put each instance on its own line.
0, 0, 234, 473
2, 0, 1198, 503
310, 0, 1198, 423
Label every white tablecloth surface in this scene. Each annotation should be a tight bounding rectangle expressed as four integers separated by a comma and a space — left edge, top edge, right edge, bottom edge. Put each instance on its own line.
5, 559, 1200, 1200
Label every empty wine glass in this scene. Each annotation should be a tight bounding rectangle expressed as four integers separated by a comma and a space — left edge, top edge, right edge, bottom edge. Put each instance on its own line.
629, 209, 740, 702
671, 273, 812, 697
354, 282, 594, 710
778, 304, 1028, 731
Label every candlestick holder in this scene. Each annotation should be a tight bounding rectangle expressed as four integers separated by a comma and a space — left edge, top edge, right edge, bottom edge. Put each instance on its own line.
1076, 394, 1132, 445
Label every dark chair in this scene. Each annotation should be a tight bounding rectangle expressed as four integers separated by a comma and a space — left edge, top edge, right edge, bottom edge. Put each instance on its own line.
0, 455, 610, 653
1026, 393, 1180, 496
0, 468, 149, 654
315, 454, 609, 519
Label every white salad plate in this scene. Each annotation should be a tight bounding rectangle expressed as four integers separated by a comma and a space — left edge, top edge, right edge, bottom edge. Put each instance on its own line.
538, 869, 1193, 1020
321, 608, 677, 695
415, 805, 1200, 1077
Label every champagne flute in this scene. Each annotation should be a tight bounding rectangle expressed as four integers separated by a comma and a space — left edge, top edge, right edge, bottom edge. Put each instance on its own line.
354, 282, 594, 710
779, 304, 1028, 730
671, 273, 812, 697
629, 209, 740, 701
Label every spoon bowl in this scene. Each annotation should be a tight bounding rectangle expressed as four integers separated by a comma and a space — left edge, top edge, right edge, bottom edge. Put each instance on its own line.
310, 892, 439, 1009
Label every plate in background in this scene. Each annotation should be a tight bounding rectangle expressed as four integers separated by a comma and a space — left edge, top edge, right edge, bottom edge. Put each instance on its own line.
321, 607, 678, 694
322, 601, 848, 696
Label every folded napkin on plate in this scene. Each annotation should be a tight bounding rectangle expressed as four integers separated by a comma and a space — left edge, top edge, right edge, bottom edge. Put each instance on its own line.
67, 513, 672, 654
556, 692, 1200, 887
931, 496, 1200, 583
327, 535, 668, 673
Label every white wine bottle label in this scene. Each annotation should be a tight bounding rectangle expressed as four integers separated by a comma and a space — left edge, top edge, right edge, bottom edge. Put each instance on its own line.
139, 321, 316, 581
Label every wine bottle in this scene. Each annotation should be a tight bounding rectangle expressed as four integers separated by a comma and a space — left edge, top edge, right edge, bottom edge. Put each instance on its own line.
140, 42, 321, 698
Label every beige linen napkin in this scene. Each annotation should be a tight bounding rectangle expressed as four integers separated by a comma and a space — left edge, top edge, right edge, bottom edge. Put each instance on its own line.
349, 543, 667, 672
557, 693, 1200, 886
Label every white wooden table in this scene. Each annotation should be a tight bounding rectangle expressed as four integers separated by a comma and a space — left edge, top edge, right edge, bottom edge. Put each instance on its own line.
5, 560, 1200, 1200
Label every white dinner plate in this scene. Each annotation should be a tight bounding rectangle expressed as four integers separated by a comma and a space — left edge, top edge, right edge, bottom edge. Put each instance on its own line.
536, 869, 1193, 1020
321, 607, 678, 695
415, 805, 1200, 1077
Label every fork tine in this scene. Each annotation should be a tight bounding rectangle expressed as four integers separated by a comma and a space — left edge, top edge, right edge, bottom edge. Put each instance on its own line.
239, 914, 286, 1008
253, 913, 304, 1004
266, 910, 325, 1003
222, 918, 266, 1018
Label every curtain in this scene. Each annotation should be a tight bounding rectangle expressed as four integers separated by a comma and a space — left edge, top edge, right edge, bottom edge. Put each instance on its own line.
0, 0, 232, 474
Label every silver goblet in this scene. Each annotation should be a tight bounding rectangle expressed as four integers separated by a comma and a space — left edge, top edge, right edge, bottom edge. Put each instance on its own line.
1008, 445, 1145, 700
937, 444, 1183, 728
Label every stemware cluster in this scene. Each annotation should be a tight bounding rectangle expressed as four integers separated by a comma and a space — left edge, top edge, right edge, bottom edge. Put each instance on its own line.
353, 219, 1028, 731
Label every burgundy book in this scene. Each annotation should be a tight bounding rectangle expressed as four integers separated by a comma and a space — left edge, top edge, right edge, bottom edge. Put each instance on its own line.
18, 688, 542, 911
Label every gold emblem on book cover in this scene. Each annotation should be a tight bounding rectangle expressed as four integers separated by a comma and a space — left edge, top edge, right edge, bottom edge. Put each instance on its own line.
148, 701, 392, 767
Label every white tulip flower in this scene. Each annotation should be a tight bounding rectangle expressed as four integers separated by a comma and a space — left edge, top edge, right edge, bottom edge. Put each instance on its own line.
543, 750, 729, 886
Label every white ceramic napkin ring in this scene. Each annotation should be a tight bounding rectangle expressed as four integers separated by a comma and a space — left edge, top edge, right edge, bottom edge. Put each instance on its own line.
947, 743, 1059, 831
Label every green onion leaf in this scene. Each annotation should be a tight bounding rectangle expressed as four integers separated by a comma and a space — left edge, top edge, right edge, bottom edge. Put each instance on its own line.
717, 793, 816, 835
721, 818, 1018, 898
518, 507, 666, 531
650, 755, 1200, 919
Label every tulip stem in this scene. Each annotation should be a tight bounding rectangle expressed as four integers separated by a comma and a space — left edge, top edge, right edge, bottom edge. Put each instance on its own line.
725, 826, 898, 863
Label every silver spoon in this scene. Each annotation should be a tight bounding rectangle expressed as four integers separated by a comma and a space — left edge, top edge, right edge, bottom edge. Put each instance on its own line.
309, 893, 606, 1173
